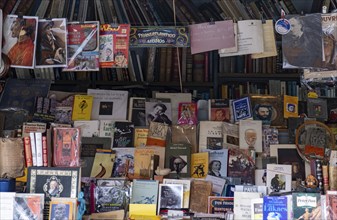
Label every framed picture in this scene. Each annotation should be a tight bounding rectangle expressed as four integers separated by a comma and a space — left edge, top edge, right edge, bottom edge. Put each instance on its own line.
270, 144, 310, 181
158, 184, 184, 213
250, 95, 286, 128
307, 98, 328, 120
231, 97, 252, 122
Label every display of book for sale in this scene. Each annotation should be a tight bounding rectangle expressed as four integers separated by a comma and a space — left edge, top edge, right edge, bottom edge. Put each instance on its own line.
53, 127, 81, 167
189, 180, 212, 214
163, 179, 191, 209
13, 193, 44, 220
63, 21, 99, 71
50, 197, 77, 220
266, 164, 292, 193
113, 148, 135, 177
208, 99, 230, 122
99, 24, 130, 68
263, 196, 289, 220
112, 121, 134, 148
134, 128, 148, 147
232, 96, 252, 122
128, 97, 146, 127
208, 149, 228, 178
130, 179, 159, 205
233, 191, 262, 220
191, 152, 209, 179
71, 95, 94, 121
239, 119, 263, 152
94, 184, 127, 212
208, 196, 234, 215
90, 149, 115, 178
198, 121, 223, 152
292, 193, 321, 220
49, 200, 74, 220
165, 143, 191, 178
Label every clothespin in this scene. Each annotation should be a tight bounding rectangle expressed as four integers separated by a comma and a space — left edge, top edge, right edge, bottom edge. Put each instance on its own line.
111, 16, 119, 28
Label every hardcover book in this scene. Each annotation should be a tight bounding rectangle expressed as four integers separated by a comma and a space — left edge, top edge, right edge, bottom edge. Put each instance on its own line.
189, 179, 212, 214
263, 196, 289, 220
130, 179, 159, 205
134, 128, 148, 148
146, 121, 169, 147
128, 97, 146, 127
198, 121, 223, 152
208, 196, 234, 215
165, 143, 191, 178
163, 179, 191, 209
113, 147, 135, 177
292, 193, 321, 220
191, 152, 208, 179
231, 96, 252, 122
239, 119, 263, 152
71, 95, 94, 121
90, 149, 115, 179
87, 89, 128, 120
49, 200, 74, 220
112, 121, 135, 148
266, 164, 292, 193
208, 99, 230, 122
233, 191, 262, 220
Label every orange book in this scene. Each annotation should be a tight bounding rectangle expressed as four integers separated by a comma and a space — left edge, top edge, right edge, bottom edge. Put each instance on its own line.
42, 136, 48, 167
23, 136, 33, 167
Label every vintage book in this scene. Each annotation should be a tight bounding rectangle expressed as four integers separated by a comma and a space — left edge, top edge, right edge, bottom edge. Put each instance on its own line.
113, 147, 135, 177
208, 196, 234, 215
262, 127, 279, 156
191, 152, 209, 179
2, 15, 38, 68
71, 95, 94, 121
158, 184, 184, 212
128, 97, 146, 127
134, 128, 148, 148
250, 198, 263, 220
144, 145, 165, 173
208, 99, 230, 122
227, 148, 255, 184
49, 200, 74, 220
233, 191, 262, 220
35, 18, 67, 68
163, 179, 191, 209
263, 196, 290, 220
90, 149, 115, 178
231, 96, 252, 122
130, 179, 159, 205
94, 184, 127, 213
23, 136, 33, 167
42, 136, 48, 167
53, 127, 81, 167
146, 121, 169, 147
207, 149, 228, 178
239, 119, 263, 152
73, 120, 100, 137
112, 121, 134, 148
50, 197, 77, 220
198, 121, 223, 152
235, 185, 267, 196
165, 143, 191, 178
63, 21, 100, 71
99, 24, 130, 68
326, 190, 337, 220
145, 98, 172, 126
251, 20, 277, 59
222, 122, 239, 148
307, 98, 328, 120
292, 193, 321, 220
283, 95, 298, 118
266, 164, 292, 193
177, 102, 198, 125
13, 193, 44, 220
87, 89, 129, 120
133, 148, 155, 179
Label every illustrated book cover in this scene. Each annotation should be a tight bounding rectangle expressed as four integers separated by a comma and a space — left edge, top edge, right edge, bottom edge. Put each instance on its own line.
208, 99, 230, 122
87, 89, 128, 120
239, 119, 263, 152
227, 148, 255, 184
63, 21, 100, 71
231, 96, 252, 122
113, 147, 135, 177
128, 97, 146, 127
134, 128, 148, 148
283, 95, 298, 118
71, 95, 94, 121
99, 24, 130, 68
208, 149, 228, 178
251, 198, 263, 220
73, 120, 100, 137
130, 179, 159, 205
112, 121, 135, 148
90, 149, 115, 179
146, 121, 169, 147
163, 179, 191, 209
198, 121, 223, 152
208, 196, 234, 215
2, 15, 38, 68
158, 184, 184, 213
13, 193, 44, 220
32, 96, 57, 123
307, 98, 328, 120
292, 193, 321, 220
165, 143, 191, 178
263, 196, 289, 220
266, 164, 292, 193
94, 184, 127, 212
133, 148, 155, 179
191, 152, 209, 179
326, 190, 337, 220
177, 102, 198, 125
49, 200, 73, 220
36, 18, 67, 68
145, 98, 172, 126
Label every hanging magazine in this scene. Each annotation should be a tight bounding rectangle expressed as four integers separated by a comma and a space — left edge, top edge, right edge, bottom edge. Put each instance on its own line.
63, 21, 99, 71
99, 24, 130, 68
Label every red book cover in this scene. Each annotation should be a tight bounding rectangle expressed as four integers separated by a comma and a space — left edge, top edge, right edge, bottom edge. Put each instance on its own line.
53, 127, 81, 167
42, 136, 48, 167
23, 136, 33, 167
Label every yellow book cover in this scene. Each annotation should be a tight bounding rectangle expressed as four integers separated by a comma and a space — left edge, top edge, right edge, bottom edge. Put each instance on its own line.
49, 200, 74, 220
90, 149, 115, 178
191, 152, 209, 178
283, 95, 298, 118
134, 128, 149, 147
72, 95, 94, 121
133, 148, 154, 178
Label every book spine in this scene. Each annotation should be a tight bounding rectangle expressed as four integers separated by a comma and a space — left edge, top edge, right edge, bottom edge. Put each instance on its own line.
42, 136, 48, 167
29, 132, 37, 166
35, 132, 43, 167
23, 136, 33, 167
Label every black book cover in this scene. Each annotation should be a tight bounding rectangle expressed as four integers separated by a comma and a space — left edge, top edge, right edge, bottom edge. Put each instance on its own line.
113, 121, 135, 148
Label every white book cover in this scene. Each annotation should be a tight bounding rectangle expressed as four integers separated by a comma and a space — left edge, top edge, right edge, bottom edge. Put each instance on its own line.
87, 89, 128, 120
198, 121, 223, 152
239, 120, 263, 152
163, 179, 191, 209
0, 192, 16, 220
266, 164, 292, 193
235, 185, 267, 196
233, 191, 262, 220
205, 175, 226, 196
250, 198, 263, 220
29, 132, 37, 166
35, 132, 43, 167
74, 120, 99, 137
222, 122, 239, 148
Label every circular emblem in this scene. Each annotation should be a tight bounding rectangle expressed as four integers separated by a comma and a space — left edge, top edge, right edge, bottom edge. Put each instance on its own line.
275, 18, 291, 35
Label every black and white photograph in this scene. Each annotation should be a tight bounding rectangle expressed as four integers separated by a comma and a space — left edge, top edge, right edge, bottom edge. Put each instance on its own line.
158, 184, 183, 210
169, 156, 188, 175
145, 98, 172, 126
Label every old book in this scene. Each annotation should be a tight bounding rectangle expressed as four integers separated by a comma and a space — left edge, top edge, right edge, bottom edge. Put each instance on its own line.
23, 136, 33, 167
94, 184, 127, 213
71, 95, 94, 121
307, 98, 328, 120
50, 197, 77, 220
266, 164, 292, 193
165, 143, 191, 179
112, 121, 134, 148
134, 128, 148, 148
177, 102, 198, 125
198, 121, 223, 152
208, 99, 230, 122
233, 191, 262, 220
49, 200, 74, 220
90, 149, 115, 178
32, 96, 57, 123
73, 120, 100, 137
130, 179, 159, 205
292, 193, 321, 220
128, 97, 146, 127
208, 196, 234, 215
205, 175, 226, 196
113, 148, 135, 177
228, 148, 255, 185
239, 120, 263, 152
158, 184, 184, 213
87, 89, 128, 120
145, 98, 172, 126
189, 180, 212, 214
231, 96, 252, 122
171, 124, 197, 153
191, 152, 209, 179
163, 179, 191, 209
133, 148, 155, 179
146, 121, 169, 147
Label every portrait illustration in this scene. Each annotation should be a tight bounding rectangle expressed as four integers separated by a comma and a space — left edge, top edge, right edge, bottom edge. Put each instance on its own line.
43, 176, 63, 198
50, 202, 71, 220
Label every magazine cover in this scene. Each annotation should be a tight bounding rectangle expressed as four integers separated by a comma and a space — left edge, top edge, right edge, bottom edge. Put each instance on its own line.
63, 21, 99, 71
35, 18, 67, 68
2, 15, 38, 68
99, 24, 130, 68
13, 194, 44, 220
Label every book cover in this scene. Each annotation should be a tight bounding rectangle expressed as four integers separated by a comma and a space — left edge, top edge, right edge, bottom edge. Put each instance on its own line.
133, 148, 154, 179
32, 96, 57, 123
198, 121, 223, 152
233, 191, 262, 220
53, 127, 81, 167
128, 97, 146, 127
292, 193, 321, 220
13, 194, 44, 220
263, 196, 288, 220
90, 149, 115, 178
112, 121, 135, 148
145, 98, 172, 126
231, 96, 252, 122
163, 179, 191, 209
239, 119, 263, 152
0, 192, 16, 220
98, 120, 114, 138
63, 21, 100, 71
307, 98, 328, 120
208, 196, 234, 215
205, 175, 226, 196
134, 128, 148, 148
208, 99, 230, 122
35, 18, 67, 68
22, 122, 47, 137
235, 185, 267, 197
177, 102, 198, 125
165, 143, 191, 178
2, 15, 38, 68
94, 185, 127, 212
158, 184, 184, 212
49, 200, 73, 220
322, 12, 337, 70
266, 164, 292, 193
326, 190, 337, 220
208, 149, 228, 178
189, 179, 212, 214
222, 122, 239, 148
191, 152, 208, 178
99, 24, 130, 68
113, 147, 135, 177
71, 95, 94, 121
251, 198, 263, 220
146, 121, 169, 147
227, 148, 255, 184
283, 95, 298, 118
131, 179, 159, 204
73, 120, 100, 137
24, 136, 33, 167
87, 89, 128, 120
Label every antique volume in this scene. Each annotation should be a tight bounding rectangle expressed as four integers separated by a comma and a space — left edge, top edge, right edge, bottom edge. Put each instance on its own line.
145, 98, 173, 126
133, 148, 155, 179
158, 184, 184, 213
191, 152, 209, 179
227, 148, 255, 184
177, 102, 198, 125
134, 128, 148, 148
189, 180, 212, 214
49, 200, 74, 220
53, 127, 81, 167
146, 121, 169, 147
24, 136, 33, 167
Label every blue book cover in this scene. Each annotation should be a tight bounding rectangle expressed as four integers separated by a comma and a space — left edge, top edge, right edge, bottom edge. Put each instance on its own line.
130, 179, 159, 205
231, 96, 252, 122
263, 196, 288, 220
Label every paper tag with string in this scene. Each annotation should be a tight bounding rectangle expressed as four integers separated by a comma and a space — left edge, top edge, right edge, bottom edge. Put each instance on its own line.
275, 9, 291, 35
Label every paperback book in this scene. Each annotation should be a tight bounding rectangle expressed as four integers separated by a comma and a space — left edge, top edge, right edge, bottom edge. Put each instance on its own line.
90, 149, 115, 179
163, 179, 191, 209
165, 143, 191, 178
198, 121, 223, 152
266, 164, 292, 193
113, 148, 135, 177
130, 179, 159, 205
208, 196, 234, 215
128, 97, 146, 127
112, 121, 134, 148
208, 99, 230, 122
